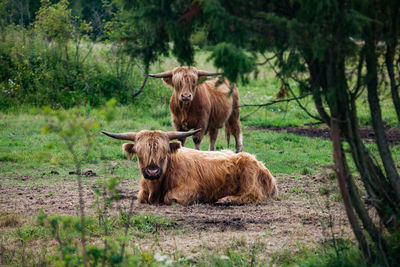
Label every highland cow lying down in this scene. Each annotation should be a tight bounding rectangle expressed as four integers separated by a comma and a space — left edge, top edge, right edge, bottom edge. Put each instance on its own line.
102, 129, 278, 205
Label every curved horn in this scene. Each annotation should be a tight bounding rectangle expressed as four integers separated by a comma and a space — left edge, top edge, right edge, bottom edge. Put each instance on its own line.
101, 131, 136, 141
197, 70, 222, 77
166, 129, 202, 140
148, 70, 173, 78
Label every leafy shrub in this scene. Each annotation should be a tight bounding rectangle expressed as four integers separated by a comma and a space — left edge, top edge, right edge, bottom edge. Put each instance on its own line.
0, 0, 149, 110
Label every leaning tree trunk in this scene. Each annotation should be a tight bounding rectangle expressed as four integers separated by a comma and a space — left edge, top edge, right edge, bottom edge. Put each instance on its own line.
386, 42, 400, 123
365, 34, 400, 204
330, 115, 371, 258
385, 0, 400, 123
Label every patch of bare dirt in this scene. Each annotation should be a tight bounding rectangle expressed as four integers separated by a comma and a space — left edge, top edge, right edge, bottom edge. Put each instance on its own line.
248, 125, 400, 145
0, 173, 351, 257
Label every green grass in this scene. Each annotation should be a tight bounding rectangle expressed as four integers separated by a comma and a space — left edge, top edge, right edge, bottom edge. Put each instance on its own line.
270, 240, 367, 267
1, 99, 398, 185
1, 212, 371, 267
126, 214, 176, 233
0, 105, 335, 186
1, 106, 396, 267
0, 96, 343, 266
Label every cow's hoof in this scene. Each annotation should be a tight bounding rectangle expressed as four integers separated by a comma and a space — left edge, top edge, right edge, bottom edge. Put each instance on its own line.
216, 197, 232, 204
235, 147, 243, 153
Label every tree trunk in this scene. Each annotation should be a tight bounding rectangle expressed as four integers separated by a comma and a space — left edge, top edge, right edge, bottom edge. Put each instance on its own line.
385, 1, 400, 122
386, 45, 400, 123
330, 116, 371, 258
321, 44, 373, 257
347, 96, 397, 205
365, 38, 400, 201
325, 39, 391, 260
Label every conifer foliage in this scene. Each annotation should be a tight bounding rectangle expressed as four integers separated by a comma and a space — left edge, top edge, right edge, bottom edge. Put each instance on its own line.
121, 0, 400, 264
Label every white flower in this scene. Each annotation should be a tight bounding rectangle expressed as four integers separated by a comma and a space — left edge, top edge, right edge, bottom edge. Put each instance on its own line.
154, 252, 169, 262
165, 259, 174, 265
220, 255, 230, 260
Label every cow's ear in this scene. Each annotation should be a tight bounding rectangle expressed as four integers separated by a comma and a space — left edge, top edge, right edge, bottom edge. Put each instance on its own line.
122, 143, 136, 159
169, 142, 181, 154
162, 77, 173, 88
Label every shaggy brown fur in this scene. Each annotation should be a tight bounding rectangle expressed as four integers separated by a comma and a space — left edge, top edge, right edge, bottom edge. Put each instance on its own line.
152, 66, 243, 152
105, 129, 277, 205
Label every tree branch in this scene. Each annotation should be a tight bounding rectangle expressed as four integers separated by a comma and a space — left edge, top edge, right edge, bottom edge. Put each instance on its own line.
240, 92, 312, 107
132, 74, 149, 98
256, 52, 277, 65
350, 48, 365, 99
285, 80, 322, 122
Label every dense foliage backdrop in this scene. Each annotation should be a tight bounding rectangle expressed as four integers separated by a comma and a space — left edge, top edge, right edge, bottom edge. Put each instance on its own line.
1, 0, 400, 265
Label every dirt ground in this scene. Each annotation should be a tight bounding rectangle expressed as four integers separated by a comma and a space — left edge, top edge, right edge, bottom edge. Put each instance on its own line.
249, 125, 400, 146
0, 171, 351, 258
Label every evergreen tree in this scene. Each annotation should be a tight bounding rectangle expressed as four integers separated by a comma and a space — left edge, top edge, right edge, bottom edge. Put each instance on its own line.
120, 0, 400, 264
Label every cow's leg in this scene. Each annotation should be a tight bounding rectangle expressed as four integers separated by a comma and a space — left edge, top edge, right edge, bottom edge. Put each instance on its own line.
224, 122, 231, 149
233, 130, 243, 153
216, 195, 242, 204
227, 116, 242, 153
178, 137, 186, 147
164, 188, 195, 205
216, 192, 263, 205
216, 156, 261, 205
192, 131, 204, 150
208, 128, 219, 151
148, 192, 162, 204
216, 184, 262, 205
226, 89, 243, 152
137, 189, 149, 204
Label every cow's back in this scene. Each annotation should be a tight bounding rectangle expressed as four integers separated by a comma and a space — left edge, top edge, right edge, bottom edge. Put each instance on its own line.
164, 148, 237, 201
165, 148, 274, 203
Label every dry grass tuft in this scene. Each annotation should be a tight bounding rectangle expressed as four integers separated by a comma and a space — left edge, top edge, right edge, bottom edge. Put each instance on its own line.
0, 212, 20, 228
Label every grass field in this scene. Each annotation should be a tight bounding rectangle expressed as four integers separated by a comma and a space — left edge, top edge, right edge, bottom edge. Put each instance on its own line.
0, 52, 399, 266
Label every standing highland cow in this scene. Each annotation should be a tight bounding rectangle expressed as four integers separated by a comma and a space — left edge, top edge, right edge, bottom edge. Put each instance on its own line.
149, 66, 243, 152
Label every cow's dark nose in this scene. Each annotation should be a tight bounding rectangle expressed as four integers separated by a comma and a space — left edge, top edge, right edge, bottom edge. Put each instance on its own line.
147, 168, 158, 175
142, 165, 162, 180
180, 93, 192, 101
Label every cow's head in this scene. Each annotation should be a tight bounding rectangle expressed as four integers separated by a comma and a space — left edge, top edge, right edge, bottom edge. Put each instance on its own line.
149, 67, 220, 103
102, 129, 200, 180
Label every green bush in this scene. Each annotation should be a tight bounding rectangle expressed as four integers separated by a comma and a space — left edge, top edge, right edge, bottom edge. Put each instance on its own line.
0, 1, 147, 111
